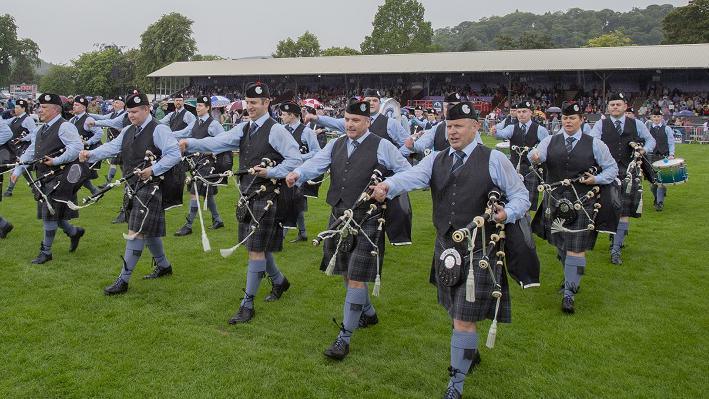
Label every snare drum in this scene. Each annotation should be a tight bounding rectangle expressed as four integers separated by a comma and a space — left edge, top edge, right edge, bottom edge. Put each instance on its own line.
495, 141, 511, 155
652, 158, 688, 186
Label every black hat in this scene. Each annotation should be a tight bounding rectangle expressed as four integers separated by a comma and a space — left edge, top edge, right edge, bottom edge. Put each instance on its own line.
626, 107, 635, 113
303, 105, 316, 115
74, 96, 89, 108
650, 108, 663, 116
608, 93, 626, 103
426, 108, 437, 115
115, 96, 125, 103
414, 105, 423, 111
444, 92, 461, 103
515, 100, 532, 110
126, 92, 150, 108
174, 93, 184, 99
561, 102, 583, 116
346, 100, 370, 117
39, 93, 62, 107
279, 101, 301, 115
245, 82, 270, 98
15, 99, 29, 110
362, 88, 381, 98
197, 95, 211, 107
447, 102, 478, 121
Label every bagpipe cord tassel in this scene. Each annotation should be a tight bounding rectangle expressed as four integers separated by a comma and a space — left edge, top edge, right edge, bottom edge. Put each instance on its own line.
325, 219, 350, 276
486, 299, 501, 349
465, 227, 479, 303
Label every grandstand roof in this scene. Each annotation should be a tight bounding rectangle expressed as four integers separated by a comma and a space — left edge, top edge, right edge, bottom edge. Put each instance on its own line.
148, 44, 709, 78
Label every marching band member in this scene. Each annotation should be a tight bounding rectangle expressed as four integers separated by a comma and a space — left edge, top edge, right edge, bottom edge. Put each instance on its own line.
3, 99, 36, 197
529, 102, 618, 313
80, 91, 181, 295
160, 93, 196, 132
11, 93, 85, 264
71, 96, 104, 195
173, 95, 227, 236
180, 82, 302, 324
647, 108, 676, 211
590, 93, 655, 265
286, 100, 411, 361
372, 102, 529, 399
90, 96, 127, 188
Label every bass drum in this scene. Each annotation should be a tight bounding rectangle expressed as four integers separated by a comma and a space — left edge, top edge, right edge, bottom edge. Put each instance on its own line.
380, 98, 402, 125
160, 164, 185, 210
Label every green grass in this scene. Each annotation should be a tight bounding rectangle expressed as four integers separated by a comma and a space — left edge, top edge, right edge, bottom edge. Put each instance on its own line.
0, 137, 707, 398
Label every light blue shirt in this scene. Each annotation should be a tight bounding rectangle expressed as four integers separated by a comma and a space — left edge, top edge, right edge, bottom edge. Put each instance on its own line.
384, 140, 530, 224
410, 117, 428, 129
173, 114, 225, 139
0, 119, 12, 145
293, 131, 412, 185
589, 115, 656, 153
317, 112, 412, 156
651, 124, 676, 156
90, 109, 125, 121
286, 121, 320, 161
160, 107, 197, 129
70, 112, 103, 145
8, 112, 37, 141
494, 116, 516, 131
528, 130, 619, 185
87, 117, 180, 177
185, 112, 302, 179
495, 120, 550, 142
94, 112, 128, 130
413, 122, 483, 153
13, 114, 83, 177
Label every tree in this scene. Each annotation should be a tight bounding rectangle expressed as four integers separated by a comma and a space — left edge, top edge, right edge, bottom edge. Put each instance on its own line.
360, 0, 435, 54
662, 0, 709, 44
517, 31, 554, 49
0, 14, 42, 87
9, 38, 41, 83
135, 12, 197, 90
273, 31, 321, 58
72, 47, 126, 96
494, 35, 517, 50
190, 54, 225, 61
321, 47, 361, 57
39, 65, 77, 94
585, 30, 634, 47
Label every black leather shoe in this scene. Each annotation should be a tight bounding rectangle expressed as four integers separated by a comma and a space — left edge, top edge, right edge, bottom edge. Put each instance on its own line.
228, 305, 254, 324
104, 278, 129, 295
264, 277, 290, 302
323, 336, 350, 360
358, 312, 379, 328
2, 190, 12, 197
174, 224, 192, 236
208, 220, 224, 230
562, 296, 575, 314
657, 201, 664, 211
69, 227, 85, 252
0, 221, 13, 239
31, 243, 52, 265
289, 233, 308, 243
443, 385, 462, 399
143, 261, 172, 279
112, 211, 126, 224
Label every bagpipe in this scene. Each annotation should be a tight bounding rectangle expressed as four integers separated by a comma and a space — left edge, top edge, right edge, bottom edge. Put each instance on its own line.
624, 141, 655, 216
313, 169, 387, 296
220, 158, 284, 258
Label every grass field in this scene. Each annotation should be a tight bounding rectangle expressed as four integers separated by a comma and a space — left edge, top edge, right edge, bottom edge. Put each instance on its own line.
0, 136, 707, 398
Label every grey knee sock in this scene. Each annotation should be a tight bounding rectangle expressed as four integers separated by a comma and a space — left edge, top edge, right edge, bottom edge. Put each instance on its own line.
296, 211, 306, 235
57, 219, 77, 236
612, 221, 629, 252
657, 187, 666, 203
361, 283, 376, 316
107, 165, 117, 182
42, 221, 58, 254
206, 195, 222, 223
0, 217, 8, 229
5, 180, 16, 191
119, 238, 145, 283
265, 252, 284, 285
242, 259, 267, 309
339, 286, 367, 344
563, 255, 586, 298
185, 198, 198, 227
449, 330, 478, 395
145, 237, 170, 269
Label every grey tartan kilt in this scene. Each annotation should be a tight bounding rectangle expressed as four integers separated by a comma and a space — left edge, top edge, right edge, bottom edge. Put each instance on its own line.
237, 196, 283, 253
521, 165, 540, 209
320, 205, 386, 283
37, 197, 78, 221
620, 171, 643, 217
126, 182, 165, 237
433, 232, 511, 323
541, 190, 599, 252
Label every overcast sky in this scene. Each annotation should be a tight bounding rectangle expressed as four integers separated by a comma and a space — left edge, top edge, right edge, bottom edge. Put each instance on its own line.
2, 0, 687, 64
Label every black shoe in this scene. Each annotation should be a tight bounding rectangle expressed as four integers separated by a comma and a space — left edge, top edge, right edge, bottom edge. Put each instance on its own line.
143, 259, 173, 279
174, 224, 192, 236
358, 312, 379, 328
265, 277, 290, 302
112, 211, 126, 224
657, 201, 664, 211
323, 336, 350, 360
31, 243, 52, 264
610, 250, 622, 265
443, 385, 462, 399
104, 278, 129, 295
467, 350, 481, 373
2, 190, 12, 197
562, 296, 575, 314
228, 305, 254, 324
208, 220, 224, 230
68, 227, 85, 252
289, 233, 307, 243
0, 222, 13, 239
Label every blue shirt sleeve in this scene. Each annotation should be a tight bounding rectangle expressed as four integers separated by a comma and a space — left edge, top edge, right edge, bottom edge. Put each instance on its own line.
591, 138, 619, 184
377, 139, 413, 174
537, 125, 551, 142
528, 135, 552, 163
209, 120, 226, 137
385, 151, 438, 197
95, 114, 126, 130
0, 120, 11, 145
265, 124, 303, 178
150, 125, 181, 176
316, 115, 345, 132
83, 117, 104, 145
489, 150, 531, 223
495, 124, 514, 140
182, 110, 197, 127
413, 126, 436, 153
159, 112, 173, 125
665, 126, 675, 155
172, 120, 195, 139
635, 120, 655, 153
89, 112, 110, 121
185, 122, 246, 153
87, 127, 128, 163
22, 115, 37, 133
293, 138, 336, 185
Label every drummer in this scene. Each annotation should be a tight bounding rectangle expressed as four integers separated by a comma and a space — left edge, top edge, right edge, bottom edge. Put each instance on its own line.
648, 108, 676, 211
491, 103, 518, 133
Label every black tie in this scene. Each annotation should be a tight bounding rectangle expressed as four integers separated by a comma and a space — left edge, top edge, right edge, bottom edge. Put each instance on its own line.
565, 136, 575, 153
614, 120, 622, 134
451, 150, 466, 173
349, 140, 359, 158
521, 123, 527, 135
248, 122, 258, 137
38, 124, 49, 136
286, 125, 294, 133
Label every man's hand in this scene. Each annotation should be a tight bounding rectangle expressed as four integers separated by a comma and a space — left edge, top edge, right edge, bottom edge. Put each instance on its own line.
492, 203, 507, 223
304, 113, 318, 124
285, 171, 300, 188
529, 149, 540, 164
404, 137, 414, 150
136, 166, 153, 181
42, 156, 54, 166
371, 182, 389, 202
86, 119, 96, 128
251, 165, 269, 178
178, 139, 188, 153
79, 150, 91, 162
580, 173, 596, 185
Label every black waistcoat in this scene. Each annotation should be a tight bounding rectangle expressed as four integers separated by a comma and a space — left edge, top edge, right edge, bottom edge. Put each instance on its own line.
433, 121, 449, 151
510, 122, 540, 167
191, 116, 213, 139
107, 110, 128, 140
291, 123, 308, 153
34, 119, 66, 176
430, 145, 495, 247
370, 114, 393, 144
650, 125, 670, 156
238, 118, 283, 193
326, 133, 382, 208
73, 114, 91, 141
120, 119, 160, 176
169, 108, 188, 131
600, 117, 638, 174
546, 133, 597, 193
10, 114, 29, 139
